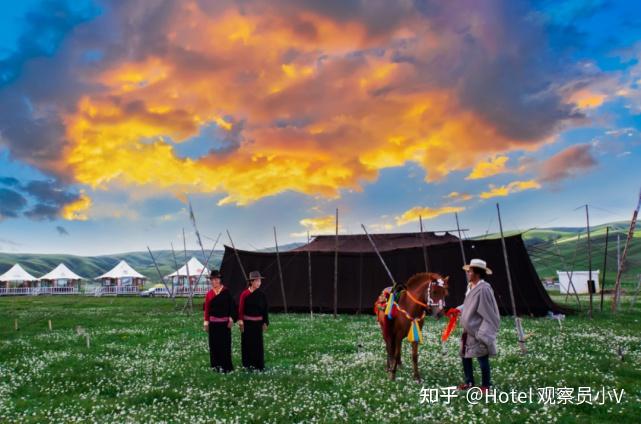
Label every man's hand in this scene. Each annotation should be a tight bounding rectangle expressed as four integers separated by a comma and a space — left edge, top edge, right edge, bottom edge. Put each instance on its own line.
227, 318, 233, 329
262, 323, 268, 332
203, 321, 209, 331
238, 320, 244, 333
445, 308, 461, 317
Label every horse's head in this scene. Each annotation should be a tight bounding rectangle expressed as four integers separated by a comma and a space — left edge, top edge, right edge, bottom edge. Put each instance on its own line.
406, 272, 449, 319
427, 274, 449, 319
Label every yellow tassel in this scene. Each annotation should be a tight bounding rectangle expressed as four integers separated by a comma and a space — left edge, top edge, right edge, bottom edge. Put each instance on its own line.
407, 320, 423, 343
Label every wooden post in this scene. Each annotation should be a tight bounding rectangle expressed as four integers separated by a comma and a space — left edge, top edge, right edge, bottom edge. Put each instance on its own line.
273, 227, 288, 313
14, 319, 18, 331
585, 205, 593, 319
307, 231, 313, 319
612, 188, 641, 312
48, 319, 52, 331
496, 203, 527, 354
419, 215, 429, 272
227, 230, 247, 279
600, 226, 609, 312
455, 212, 467, 267
85, 333, 91, 348
334, 208, 338, 318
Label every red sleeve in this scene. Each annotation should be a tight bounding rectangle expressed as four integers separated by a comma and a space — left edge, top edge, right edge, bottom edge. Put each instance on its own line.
203, 290, 214, 321
238, 289, 249, 320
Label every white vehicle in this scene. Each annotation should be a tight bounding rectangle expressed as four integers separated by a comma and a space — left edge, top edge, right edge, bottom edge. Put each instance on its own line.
140, 286, 170, 297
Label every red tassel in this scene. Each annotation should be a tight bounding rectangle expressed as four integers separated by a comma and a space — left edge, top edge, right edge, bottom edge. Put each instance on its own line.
441, 309, 460, 342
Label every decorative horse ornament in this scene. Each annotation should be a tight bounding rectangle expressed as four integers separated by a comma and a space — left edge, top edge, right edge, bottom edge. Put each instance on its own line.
374, 272, 449, 382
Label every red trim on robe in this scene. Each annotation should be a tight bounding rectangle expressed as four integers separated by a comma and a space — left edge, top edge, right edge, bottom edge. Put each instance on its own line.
238, 288, 251, 320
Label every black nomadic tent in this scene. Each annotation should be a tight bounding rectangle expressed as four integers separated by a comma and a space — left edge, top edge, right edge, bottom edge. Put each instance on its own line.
220, 232, 561, 316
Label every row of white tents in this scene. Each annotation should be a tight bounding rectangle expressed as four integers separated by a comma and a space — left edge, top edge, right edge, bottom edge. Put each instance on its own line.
0, 257, 211, 296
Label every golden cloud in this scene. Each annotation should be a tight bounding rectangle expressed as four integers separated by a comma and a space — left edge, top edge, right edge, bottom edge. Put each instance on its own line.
55, 4, 571, 207
60, 192, 92, 221
466, 156, 509, 180
395, 206, 465, 226
291, 215, 340, 237
479, 180, 541, 199
446, 192, 473, 202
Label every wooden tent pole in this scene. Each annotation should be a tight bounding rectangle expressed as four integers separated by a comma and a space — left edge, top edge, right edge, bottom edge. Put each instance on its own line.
334, 208, 338, 319
585, 205, 593, 319
419, 215, 429, 272
361, 224, 396, 287
307, 231, 313, 319
182, 228, 193, 314
612, 188, 641, 312
273, 227, 288, 313
147, 247, 176, 307
600, 226, 609, 312
455, 212, 467, 266
496, 203, 527, 354
226, 230, 248, 280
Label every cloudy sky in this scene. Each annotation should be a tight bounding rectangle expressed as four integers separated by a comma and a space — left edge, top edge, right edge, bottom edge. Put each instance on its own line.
0, 0, 640, 255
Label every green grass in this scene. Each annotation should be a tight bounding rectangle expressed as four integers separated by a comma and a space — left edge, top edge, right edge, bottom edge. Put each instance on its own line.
1, 296, 640, 423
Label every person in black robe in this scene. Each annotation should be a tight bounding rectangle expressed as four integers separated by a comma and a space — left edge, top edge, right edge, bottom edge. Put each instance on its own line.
238, 270, 269, 370
203, 270, 237, 372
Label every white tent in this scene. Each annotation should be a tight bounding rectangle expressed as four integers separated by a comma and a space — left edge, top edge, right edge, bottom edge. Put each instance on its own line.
557, 270, 600, 294
165, 257, 210, 279
39, 263, 86, 282
95, 260, 146, 283
0, 264, 38, 283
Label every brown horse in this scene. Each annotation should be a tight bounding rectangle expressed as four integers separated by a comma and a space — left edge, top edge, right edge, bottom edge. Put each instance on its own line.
374, 272, 449, 381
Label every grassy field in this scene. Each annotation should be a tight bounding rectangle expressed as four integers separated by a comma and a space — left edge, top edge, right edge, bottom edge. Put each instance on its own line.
1, 295, 640, 423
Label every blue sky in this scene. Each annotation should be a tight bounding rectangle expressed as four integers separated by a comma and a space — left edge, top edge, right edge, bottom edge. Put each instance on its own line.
0, 0, 640, 255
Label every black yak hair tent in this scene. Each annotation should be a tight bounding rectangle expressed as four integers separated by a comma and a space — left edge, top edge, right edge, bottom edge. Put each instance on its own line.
220, 232, 562, 316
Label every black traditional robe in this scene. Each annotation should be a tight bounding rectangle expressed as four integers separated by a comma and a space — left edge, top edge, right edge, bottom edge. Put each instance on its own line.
238, 288, 269, 370
204, 287, 237, 372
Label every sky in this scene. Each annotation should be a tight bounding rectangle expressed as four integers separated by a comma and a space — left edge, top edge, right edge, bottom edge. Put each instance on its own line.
0, 0, 640, 255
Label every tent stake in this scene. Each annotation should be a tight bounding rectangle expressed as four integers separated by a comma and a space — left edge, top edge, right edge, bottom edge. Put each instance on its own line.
14, 318, 18, 331
496, 203, 527, 354
334, 208, 338, 318
48, 319, 52, 331
307, 231, 313, 319
273, 227, 288, 313
600, 226, 609, 312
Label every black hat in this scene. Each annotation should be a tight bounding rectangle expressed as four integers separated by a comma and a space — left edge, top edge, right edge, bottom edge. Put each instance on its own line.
209, 269, 221, 279
247, 270, 264, 280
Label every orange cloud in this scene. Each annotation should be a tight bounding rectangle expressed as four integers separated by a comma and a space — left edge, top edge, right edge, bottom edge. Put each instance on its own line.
395, 205, 465, 226
291, 215, 340, 237
446, 192, 473, 202
60, 192, 92, 221
55, 3, 572, 207
479, 180, 541, 199
466, 156, 509, 180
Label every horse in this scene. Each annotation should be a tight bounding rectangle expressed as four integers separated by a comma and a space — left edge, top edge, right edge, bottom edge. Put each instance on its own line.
374, 272, 449, 382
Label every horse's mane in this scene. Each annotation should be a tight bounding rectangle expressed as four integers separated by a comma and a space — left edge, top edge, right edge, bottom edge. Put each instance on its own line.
405, 272, 440, 289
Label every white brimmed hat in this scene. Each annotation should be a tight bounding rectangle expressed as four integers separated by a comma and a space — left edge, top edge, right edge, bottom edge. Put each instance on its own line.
462, 258, 492, 275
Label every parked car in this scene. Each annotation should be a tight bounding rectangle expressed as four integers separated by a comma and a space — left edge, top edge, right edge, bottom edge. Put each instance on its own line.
140, 287, 170, 297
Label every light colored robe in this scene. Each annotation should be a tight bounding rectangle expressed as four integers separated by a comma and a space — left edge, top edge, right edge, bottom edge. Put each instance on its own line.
458, 280, 500, 358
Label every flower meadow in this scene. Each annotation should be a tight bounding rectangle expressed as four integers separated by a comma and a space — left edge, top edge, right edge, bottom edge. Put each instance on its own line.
1, 296, 640, 423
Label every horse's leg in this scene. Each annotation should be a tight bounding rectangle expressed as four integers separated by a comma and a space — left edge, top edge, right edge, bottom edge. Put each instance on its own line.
412, 341, 421, 382
388, 336, 398, 380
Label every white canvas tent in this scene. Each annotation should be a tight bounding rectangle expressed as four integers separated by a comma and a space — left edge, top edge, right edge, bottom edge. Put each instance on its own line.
0, 264, 38, 286
95, 260, 146, 287
165, 257, 210, 278
39, 263, 86, 287
557, 270, 600, 294
165, 257, 210, 293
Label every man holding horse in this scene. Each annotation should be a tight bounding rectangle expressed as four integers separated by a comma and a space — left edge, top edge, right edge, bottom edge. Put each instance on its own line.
450, 258, 500, 392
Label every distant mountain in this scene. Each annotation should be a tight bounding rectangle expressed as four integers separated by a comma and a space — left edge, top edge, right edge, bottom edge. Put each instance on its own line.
0, 243, 306, 282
